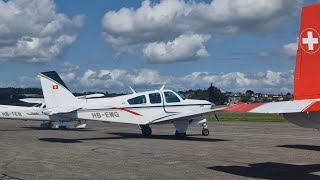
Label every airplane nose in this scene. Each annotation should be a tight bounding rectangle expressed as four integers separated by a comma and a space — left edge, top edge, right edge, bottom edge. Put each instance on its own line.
211, 103, 215, 109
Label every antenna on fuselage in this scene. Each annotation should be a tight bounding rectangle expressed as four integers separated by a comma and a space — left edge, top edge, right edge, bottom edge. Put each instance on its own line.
129, 86, 137, 94
160, 83, 166, 90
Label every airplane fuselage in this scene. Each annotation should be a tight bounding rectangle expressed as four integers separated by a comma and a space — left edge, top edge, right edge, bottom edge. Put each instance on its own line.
55, 90, 213, 125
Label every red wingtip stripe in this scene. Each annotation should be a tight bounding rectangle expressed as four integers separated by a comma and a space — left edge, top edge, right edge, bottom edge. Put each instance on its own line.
303, 101, 320, 112
224, 102, 265, 112
113, 107, 143, 116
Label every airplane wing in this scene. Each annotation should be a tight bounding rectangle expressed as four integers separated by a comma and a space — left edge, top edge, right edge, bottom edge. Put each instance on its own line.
223, 100, 320, 113
150, 107, 225, 123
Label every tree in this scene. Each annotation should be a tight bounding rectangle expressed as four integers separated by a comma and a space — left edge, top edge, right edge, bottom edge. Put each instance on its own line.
246, 90, 255, 96
207, 83, 227, 105
208, 83, 213, 103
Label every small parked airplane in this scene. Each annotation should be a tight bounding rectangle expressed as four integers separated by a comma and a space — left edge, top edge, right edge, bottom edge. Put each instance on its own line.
36, 71, 222, 138
0, 94, 105, 129
224, 3, 320, 130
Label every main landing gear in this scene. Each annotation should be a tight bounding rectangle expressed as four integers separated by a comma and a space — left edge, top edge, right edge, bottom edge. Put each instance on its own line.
40, 121, 53, 129
139, 125, 152, 137
39, 121, 87, 130
175, 130, 186, 139
173, 119, 210, 139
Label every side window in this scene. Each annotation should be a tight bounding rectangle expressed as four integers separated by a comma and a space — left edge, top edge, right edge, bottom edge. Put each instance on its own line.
164, 91, 181, 103
128, 95, 146, 105
149, 93, 162, 104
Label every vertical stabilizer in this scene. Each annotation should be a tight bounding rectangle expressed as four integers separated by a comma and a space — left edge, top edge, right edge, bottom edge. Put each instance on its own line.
294, 4, 320, 100
39, 71, 78, 108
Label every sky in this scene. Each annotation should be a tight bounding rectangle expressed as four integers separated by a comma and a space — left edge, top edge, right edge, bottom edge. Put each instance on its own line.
0, 0, 318, 93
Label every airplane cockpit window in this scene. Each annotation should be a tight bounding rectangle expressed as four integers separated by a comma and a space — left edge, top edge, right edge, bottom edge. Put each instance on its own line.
164, 91, 181, 103
128, 95, 147, 105
173, 91, 186, 100
149, 93, 162, 104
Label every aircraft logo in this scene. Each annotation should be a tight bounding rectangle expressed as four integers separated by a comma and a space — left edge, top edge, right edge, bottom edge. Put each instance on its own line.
300, 28, 320, 54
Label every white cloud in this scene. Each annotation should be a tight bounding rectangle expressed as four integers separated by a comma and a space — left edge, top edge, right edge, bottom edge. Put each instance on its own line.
0, 0, 84, 63
143, 33, 210, 63
79, 69, 164, 89
16, 75, 39, 88
102, 0, 301, 63
12, 68, 293, 93
74, 68, 293, 93
283, 42, 298, 58
60, 73, 76, 83
61, 62, 80, 72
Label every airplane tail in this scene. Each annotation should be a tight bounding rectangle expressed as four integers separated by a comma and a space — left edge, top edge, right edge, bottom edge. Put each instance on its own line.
38, 71, 79, 108
294, 4, 320, 100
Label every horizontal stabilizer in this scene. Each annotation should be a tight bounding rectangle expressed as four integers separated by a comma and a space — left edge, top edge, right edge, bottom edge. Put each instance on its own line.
77, 93, 105, 99
20, 98, 45, 104
224, 101, 318, 113
42, 106, 80, 115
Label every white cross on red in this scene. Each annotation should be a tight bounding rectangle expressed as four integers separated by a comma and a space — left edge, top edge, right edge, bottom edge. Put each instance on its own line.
300, 28, 320, 54
302, 31, 318, 51
52, 85, 59, 90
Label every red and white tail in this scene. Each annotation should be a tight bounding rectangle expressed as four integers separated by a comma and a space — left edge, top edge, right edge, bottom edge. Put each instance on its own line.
294, 4, 320, 100
225, 4, 320, 114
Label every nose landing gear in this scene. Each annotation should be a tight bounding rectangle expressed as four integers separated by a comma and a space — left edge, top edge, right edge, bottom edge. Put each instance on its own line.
201, 122, 209, 136
202, 128, 209, 136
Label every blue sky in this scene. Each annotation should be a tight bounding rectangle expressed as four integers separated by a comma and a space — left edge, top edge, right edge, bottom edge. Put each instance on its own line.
0, 0, 318, 93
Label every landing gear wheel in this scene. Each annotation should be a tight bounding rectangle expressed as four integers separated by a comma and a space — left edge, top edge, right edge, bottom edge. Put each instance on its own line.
141, 126, 152, 137
175, 130, 186, 139
49, 122, 54, 129
202, 128, 209, 136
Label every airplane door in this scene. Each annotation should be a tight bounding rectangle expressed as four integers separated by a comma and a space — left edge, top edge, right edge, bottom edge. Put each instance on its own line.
148, 92, 166, 112
161, 91, 182, 113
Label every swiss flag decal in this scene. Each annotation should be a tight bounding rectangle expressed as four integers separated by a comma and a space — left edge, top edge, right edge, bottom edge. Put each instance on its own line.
52, 85, 59, 90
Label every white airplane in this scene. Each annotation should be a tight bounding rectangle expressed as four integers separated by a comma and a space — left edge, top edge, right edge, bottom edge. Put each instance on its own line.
37, 71, 223, 138
225, 3, 320, 130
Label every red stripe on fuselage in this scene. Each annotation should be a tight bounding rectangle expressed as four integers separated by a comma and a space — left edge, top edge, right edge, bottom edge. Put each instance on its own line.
113, 107, 143, 116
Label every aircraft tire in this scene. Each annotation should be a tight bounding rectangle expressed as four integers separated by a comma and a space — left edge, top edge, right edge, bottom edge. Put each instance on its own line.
175, 130, 186, 139
202, 128, 209, 136
142, 126, 152, 137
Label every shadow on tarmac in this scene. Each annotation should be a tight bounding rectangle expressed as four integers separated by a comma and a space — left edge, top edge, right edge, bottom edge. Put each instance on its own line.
209, 162, 320, 179
277, 145, 320, 152
39, 132, 229, 143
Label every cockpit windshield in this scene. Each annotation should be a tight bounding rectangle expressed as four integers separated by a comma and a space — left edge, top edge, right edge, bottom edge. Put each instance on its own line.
173, 91, 186, 100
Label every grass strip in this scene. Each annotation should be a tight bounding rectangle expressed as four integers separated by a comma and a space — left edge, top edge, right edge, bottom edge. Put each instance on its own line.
207, 112, 287, 122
